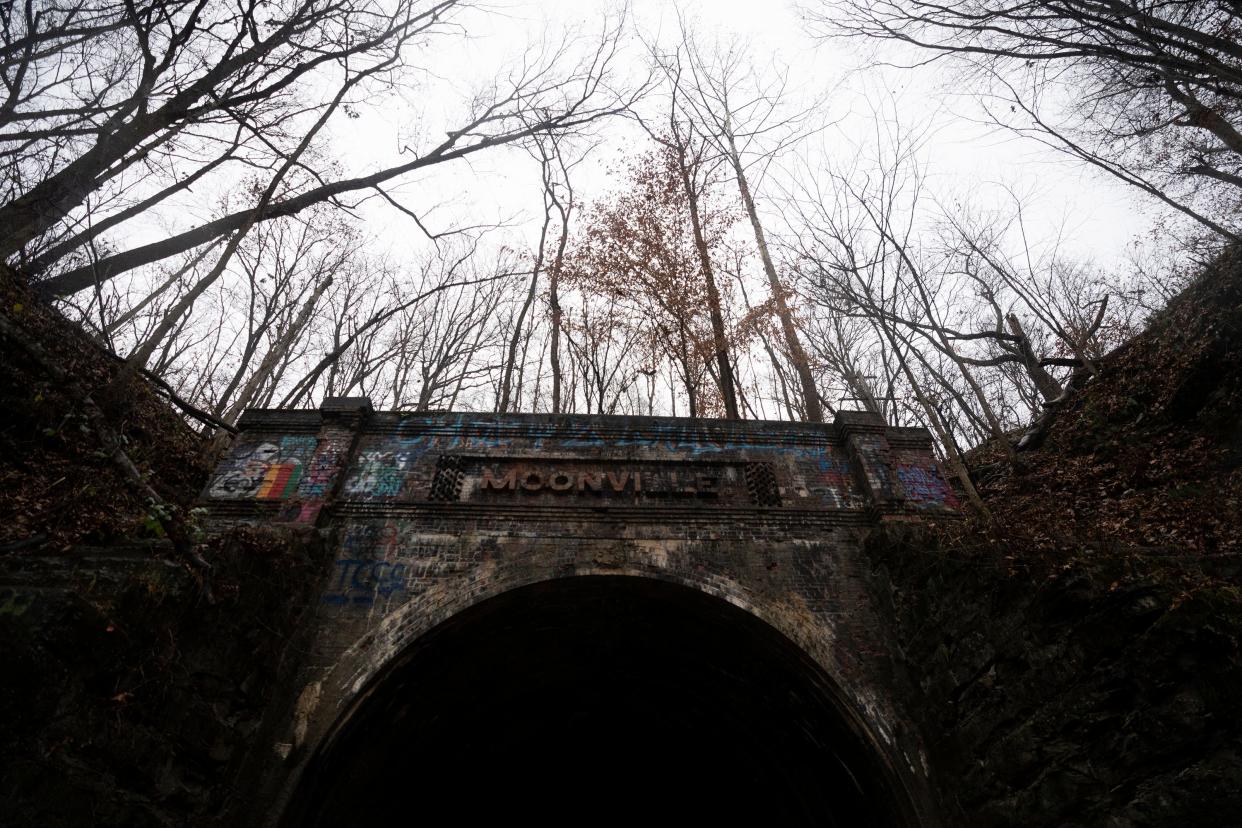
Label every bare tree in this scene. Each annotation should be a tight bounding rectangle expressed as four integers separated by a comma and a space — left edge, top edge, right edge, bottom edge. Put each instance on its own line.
2, 0, 457, 264
7, 5, 639, 299
386, 275, 502, 412
657, 23, 827, 421
810, 0, 1242, 243
276, 240, 515, 409
561, 295, 645, 415
499, 133, 592, 413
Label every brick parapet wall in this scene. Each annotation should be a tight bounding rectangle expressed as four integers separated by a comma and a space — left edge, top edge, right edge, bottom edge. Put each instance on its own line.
209, 405, 957, 521
200, 400, 958, 827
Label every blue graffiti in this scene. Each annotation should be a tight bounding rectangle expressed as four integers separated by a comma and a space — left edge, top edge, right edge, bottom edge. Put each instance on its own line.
280, 435, 318, 453
897, 464, 954, 507
322, 558, 409, 606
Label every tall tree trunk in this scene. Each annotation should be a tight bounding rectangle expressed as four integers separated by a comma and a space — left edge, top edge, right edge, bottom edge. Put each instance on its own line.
723, 128, 822, 422
673, 144, 739, 419
104, 241, 221, 336
548, 193, 571, 414
498, 220, 548, 413
1006, 313, 1064, 402
224, 276, 332, 423
549, 254, 564, 414
126, 232, 240, 369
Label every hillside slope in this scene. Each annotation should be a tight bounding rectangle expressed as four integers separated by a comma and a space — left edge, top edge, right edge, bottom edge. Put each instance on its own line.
0, 265, 210, 551
981, 245, 1242, 564
868, 246, 1242, 826
0, 268, 329, 826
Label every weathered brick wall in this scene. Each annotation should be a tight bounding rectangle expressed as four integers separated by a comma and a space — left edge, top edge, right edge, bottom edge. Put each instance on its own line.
200, 400, 959, 826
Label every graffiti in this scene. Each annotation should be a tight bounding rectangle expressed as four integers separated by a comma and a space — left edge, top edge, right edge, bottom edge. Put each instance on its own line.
208, 435, 316, 500
321, 559, 410, 606
897, 464, 959, 509
343, 450, 416, 498
837, 437, 893, 502
801, 456, 853, 509
297, 444, 341, 499
322, 524, 463, 606
340, 522, 397, 561
204, 415, 942, 517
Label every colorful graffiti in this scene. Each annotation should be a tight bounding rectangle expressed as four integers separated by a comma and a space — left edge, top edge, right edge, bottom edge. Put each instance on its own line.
297, 442, 344, 499
205, 414, 935, 518
209, 435, 317, 500
810, 456, 856, 508
342, 450, 416, 498
896, 464, 959, 509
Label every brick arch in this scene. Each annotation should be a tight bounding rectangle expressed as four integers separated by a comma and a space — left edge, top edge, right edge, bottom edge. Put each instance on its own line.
203, 407, 957, 825
337, 555, 835, 703
281, 571, 934, 827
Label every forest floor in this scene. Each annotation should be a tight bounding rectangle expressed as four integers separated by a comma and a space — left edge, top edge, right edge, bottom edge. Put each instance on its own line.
0, 265, 211, 553
959, 244, 1242, 582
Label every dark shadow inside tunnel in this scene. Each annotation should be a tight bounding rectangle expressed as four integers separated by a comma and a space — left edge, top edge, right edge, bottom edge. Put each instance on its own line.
282, 576, 916, 827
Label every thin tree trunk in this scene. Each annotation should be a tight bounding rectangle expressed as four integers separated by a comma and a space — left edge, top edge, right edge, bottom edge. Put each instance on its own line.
225, 277, 332, 423
127, 60, 362, 368
499, 150, 556, 413
548, 198, 571, 415
673, 143, 739, 419
1006, 313, 1064, 402
104, 241, 221, 336
723, 128, 822, 422
498, 247, 544, 413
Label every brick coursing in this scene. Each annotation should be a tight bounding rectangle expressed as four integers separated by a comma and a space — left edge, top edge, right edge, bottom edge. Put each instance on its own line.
200, 403, 959, 826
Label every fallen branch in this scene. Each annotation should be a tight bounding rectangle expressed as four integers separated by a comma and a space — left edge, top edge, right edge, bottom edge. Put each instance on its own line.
0, 534, 48, 553
98, 349, 238, 435
1017, 368, 1092, 452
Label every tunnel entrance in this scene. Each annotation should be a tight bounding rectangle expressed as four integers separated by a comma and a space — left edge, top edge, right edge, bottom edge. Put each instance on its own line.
284, 576, 914, 826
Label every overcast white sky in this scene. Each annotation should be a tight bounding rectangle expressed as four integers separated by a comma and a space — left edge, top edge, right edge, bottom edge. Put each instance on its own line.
118, 0, 1156, 298
298, 0, 1153, 276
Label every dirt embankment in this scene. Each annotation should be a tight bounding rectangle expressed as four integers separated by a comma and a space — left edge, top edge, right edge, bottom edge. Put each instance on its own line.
0, 270, 330, 825
869, 247, 1242, 826
0, 266, 210, 551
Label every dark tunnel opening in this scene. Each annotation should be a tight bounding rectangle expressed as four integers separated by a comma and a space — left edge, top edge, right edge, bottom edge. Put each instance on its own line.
283, 576, 915, 827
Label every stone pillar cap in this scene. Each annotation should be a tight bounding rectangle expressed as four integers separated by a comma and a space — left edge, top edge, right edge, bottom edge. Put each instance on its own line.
319, 396, 374, 414
832, 410, 888, 432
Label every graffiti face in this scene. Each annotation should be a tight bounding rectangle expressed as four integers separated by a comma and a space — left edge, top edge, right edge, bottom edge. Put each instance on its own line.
208, 436, 315, 500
